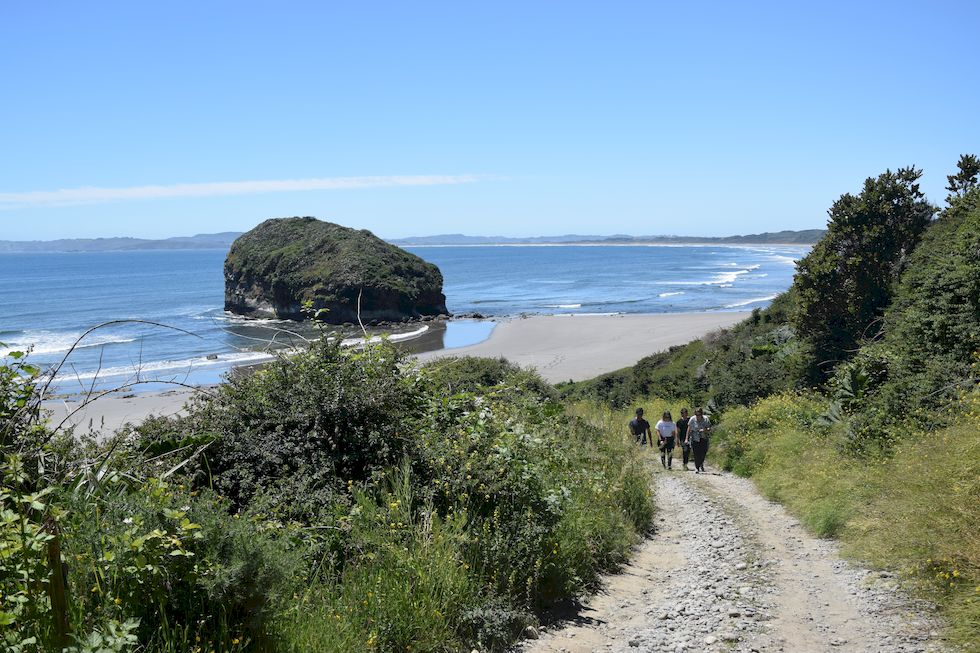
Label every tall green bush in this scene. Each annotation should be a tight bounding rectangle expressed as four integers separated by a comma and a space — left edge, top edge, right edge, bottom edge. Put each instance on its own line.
793, 167, 935, 381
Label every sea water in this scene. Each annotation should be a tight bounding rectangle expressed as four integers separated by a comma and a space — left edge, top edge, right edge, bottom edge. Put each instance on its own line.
0, 244, 805, 393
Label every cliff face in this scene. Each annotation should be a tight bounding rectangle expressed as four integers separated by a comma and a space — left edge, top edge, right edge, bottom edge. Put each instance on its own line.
224, 217, 449, 323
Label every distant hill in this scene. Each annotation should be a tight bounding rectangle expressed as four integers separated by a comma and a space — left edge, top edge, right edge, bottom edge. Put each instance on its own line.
0, 232, 242, 253
0, 228, 824, 253
389, 229, 825, 246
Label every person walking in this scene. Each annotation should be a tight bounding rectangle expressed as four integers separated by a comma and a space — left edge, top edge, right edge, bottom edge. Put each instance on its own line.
688, 407, 712, 473
628, 408, 652, 447
676, 408, 691, 470
655, 410, 677, 469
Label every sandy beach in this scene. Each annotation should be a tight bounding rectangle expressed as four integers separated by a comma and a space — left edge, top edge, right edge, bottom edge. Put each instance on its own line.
415, 311, 748, 382
43, 311, 748, 437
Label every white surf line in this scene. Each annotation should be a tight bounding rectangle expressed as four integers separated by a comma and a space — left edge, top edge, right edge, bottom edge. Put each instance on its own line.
339, 325, 430, 347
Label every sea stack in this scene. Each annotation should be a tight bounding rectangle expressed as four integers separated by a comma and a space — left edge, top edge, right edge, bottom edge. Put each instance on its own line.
224, 217, 449, 323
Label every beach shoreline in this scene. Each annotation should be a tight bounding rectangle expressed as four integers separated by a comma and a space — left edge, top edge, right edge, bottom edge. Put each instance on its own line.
42, 311, 749, 437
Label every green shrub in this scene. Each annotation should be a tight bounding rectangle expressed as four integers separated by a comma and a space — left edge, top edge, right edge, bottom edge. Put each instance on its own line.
276, 470, 481, 652
422, 356, 558, 403
59, 477, 303, 650
5, 332, 654, 652
793, 166, 935, 382
135, 339, 422, 514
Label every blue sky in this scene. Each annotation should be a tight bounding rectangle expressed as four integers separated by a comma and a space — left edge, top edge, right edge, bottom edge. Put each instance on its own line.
2, 1, 978, 240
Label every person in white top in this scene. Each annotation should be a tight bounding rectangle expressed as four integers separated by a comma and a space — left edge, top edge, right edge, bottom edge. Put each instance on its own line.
655, 411, 678, 470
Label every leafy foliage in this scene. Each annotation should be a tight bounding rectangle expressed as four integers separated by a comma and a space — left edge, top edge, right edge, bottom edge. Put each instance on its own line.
140, 339, 422, 514
945, 153, 980, 203
793, 167, 935, 381
224, 217, 447, 322
1, 334, 652, 652
825, 185, 980, 445
422, 355, 558, 403
0, 345, 44, 451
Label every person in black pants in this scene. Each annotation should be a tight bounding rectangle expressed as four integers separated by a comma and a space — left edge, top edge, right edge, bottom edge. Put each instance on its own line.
628, 408, 652, 447
676, 408, 691, 470
655, 410, 677, 469
687, 407, 712, 473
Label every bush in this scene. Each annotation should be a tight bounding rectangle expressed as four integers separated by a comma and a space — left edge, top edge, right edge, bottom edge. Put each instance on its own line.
422, 356, 557, 403
135, 339, 422, 514
4, 330, 655, 652
276, 471, 481, 652
793, 166, 935, 381
60, 479, 303, 649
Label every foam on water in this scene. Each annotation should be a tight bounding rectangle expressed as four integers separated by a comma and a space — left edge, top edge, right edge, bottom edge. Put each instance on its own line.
724, 294, 779, 308
1, 331, 138, 356
63, 350, 277, 382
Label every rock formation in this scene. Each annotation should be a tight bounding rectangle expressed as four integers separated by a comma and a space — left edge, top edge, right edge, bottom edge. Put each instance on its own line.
224, 217, 449, 323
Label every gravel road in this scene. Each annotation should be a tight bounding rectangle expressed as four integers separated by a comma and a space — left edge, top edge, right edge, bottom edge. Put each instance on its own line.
516, 466, 951, 653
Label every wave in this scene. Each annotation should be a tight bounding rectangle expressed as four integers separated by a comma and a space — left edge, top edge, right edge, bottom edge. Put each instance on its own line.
658, 292, 685, 298
60, 350, 277, 382
339, 325, 429, 347
206, 313, 292, 324
712, 269, 752, 284
1, 331, 139, 357
543, 303, 582, 309
655, 267, 753, 286
724, 294, 778, 308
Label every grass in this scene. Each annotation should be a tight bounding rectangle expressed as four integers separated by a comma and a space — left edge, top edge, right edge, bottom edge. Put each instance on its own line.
270, 397, 656, 653
2, 344, 655, 653
712, 390, 980, 651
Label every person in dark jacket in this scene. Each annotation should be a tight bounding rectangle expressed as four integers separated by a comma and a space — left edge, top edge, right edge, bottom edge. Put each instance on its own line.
628, 408, 652, 446
676, 408, 691, 470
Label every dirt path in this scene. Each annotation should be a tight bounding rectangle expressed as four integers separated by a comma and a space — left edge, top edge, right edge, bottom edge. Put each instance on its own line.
517, 466, 951, 653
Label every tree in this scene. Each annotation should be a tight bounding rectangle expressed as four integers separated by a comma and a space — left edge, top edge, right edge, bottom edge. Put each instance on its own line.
793, 167, 935, 381
945, 153, 980, 203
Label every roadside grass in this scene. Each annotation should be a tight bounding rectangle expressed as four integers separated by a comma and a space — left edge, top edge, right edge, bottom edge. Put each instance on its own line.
276, 475, 478, 653
712, 391, 980, 651
269, 381, 656, 652
2, 346, 654, 653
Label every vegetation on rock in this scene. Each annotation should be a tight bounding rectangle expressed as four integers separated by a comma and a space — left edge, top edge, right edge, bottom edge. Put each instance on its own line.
224, 217, 448, 323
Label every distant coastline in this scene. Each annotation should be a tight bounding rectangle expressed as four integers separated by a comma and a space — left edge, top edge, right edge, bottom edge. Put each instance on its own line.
401, 241, 813, 248
0, 232, 241, 253
0, 228, 824, 253
389, 229, 825, 247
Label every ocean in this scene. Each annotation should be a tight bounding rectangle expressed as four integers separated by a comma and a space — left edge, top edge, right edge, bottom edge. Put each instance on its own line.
0, 244, 805, 393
